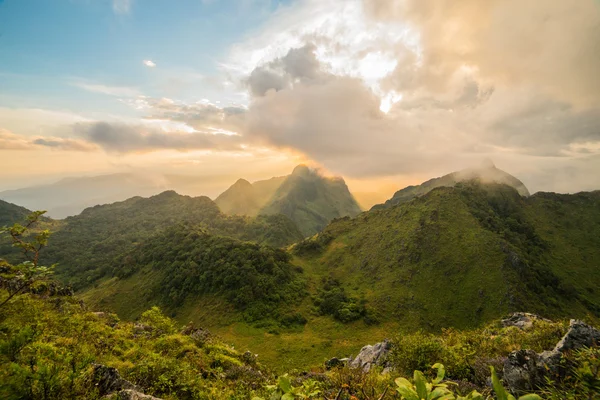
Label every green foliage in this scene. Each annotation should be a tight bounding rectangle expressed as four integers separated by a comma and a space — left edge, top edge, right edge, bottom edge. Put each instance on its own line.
389, 319, 568, 384
541, 347, 600, 399
37, 191, 302, 290
259, 166, 362, 236
0, 292, 268, 400
393, 364, 541, 400
254, 374, 322, 400
313, 277, 368, 323
114, 224, 307, 324
0, 211, 56, 308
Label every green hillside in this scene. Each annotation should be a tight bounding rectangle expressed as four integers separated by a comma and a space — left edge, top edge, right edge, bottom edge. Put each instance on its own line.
260, 165, 362, 236
71, 182, 600, 370
0, 199, 32, 226
37, 191, 303, 289
215, 176, 287, 216
216, 165, 362, 237
373, 161, 531, 210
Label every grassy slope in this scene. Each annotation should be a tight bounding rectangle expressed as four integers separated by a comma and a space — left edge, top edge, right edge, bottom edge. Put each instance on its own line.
79, 184, 600, 372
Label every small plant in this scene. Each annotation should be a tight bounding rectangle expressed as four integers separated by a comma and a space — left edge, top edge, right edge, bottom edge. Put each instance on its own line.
253, 375, 322, 400
394, 364, 542, 400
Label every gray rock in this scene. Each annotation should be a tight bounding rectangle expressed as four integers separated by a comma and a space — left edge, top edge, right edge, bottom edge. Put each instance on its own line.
553, 319, 600, 353
115, 389, 163, 400
503, 319, 600, 395
93, 364, 138, 396
350, 340, 391, 372
501, 312, 550, 330
502, 350, 544, 393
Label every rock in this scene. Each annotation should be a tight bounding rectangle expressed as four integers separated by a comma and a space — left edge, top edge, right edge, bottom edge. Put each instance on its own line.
502, 350, 544, 393
503, 319, 600, 395
324, 357, 350, 370
552, 319, 600, 353
93, 364, 138, 396
501, 312, 549, 330
350, 340, 391, 372
115, 389, 163, 400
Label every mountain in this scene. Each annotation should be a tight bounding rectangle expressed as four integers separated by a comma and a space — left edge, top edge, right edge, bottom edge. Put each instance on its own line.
295, 183, 600, 328
31, 190, 303, 289
0, 199, 31, 226
214, 176, 288, 216
74, 180, 600, 369
373, 160, 530, 210
0, 173, 171, 219
217, 165, 362, 237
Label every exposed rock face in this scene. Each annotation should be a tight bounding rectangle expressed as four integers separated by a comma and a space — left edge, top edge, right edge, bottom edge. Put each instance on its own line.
350, 340, 391, 372
93, 364, 138, 396
551, 319, 600, 352
501, 312, 550, 330
503, 319, 600, 395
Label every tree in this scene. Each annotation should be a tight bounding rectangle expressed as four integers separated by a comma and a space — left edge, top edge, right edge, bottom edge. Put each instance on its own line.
0, 211, 54, 308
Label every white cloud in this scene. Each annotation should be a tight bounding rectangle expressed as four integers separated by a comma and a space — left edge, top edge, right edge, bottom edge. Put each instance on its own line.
112, 0, 132, 14
71, 81, 139, 97
143, 60, 156, 68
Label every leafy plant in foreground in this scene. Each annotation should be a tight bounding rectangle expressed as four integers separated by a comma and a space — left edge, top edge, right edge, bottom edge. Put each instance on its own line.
394, 363, 541, 400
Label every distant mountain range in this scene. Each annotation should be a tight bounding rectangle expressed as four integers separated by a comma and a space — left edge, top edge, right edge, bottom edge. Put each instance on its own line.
216, 165, 362, 236
0, 173, 232, 219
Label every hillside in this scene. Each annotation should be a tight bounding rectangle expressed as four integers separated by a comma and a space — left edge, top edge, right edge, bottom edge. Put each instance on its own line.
76, 182, 600, 370
0, 199, 31, 226
215, 176, 287, 216
259, 165, 362, 236
32, 191, 303, 289
216, 165, 362, 237
296, 183, 600, 327
373, 161, 531, 210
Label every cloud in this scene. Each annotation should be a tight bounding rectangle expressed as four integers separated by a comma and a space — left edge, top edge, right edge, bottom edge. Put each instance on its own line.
121, 96, 246, 134
0, 129, 33, 150
363, 0, 600, 108
72, 121, 243, 153
143, 60, 156, 68
0, 129, 97, 152
72, 81, 139, 97
113, 0, 132, 14
246, 44, 329, 97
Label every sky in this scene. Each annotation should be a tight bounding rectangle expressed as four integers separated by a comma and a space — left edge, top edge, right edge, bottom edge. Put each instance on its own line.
0, 0, 599, 201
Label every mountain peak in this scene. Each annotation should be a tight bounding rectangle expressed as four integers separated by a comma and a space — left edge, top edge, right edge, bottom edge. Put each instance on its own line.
233, 178, 252, 187
291, 164, 311, 177
481, 158, 496, 169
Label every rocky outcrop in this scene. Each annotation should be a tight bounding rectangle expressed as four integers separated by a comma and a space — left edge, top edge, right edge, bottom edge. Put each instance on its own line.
501, 312, 549, 330
503, 319, 600, 395
92, 364, 163, 399
349, 340, 391, 372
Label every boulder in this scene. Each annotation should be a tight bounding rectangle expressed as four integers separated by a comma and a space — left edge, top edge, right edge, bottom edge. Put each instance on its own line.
350, 340, 391, 372
503, 319, 600, 395
93, 364, 138, 396
501, 312, 549, 330
552, 319, 600, 353
502, 350, 544, 393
